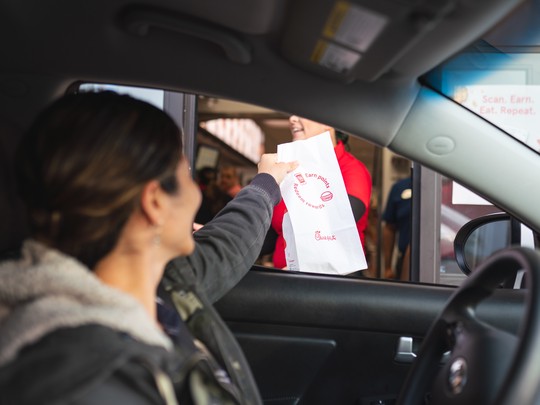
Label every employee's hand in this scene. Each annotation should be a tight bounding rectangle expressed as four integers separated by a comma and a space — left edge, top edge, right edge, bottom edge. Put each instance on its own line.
258, 153, 298, 185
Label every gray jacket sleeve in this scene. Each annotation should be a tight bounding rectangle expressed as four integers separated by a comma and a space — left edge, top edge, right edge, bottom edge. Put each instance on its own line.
166, 173, 281, 303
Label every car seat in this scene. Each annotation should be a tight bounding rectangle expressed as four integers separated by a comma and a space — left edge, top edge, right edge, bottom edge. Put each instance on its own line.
0, 116, 29, 260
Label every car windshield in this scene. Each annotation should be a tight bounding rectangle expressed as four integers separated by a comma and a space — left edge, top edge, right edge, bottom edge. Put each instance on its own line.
423, 1, 540, 155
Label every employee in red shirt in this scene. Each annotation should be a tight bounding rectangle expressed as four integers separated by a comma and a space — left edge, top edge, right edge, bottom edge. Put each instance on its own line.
270, 115, 372, 269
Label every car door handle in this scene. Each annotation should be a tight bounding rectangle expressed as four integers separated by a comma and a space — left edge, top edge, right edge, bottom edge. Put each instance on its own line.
395, 336, 417, 363
395, 336, 450, 363
121, 8, 252, 65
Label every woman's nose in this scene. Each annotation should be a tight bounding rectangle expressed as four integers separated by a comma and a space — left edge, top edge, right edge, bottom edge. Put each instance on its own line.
289, 115, 299, 124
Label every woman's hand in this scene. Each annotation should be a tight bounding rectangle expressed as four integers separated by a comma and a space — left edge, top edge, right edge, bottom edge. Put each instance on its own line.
258, 153, 298, 185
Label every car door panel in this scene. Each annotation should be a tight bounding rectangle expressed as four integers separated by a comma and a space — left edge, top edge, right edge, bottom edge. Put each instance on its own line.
236, 333, 336, 405
216, 268, 525, 404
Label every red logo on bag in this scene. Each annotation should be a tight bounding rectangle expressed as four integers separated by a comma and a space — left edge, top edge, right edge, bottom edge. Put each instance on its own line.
292, 172, 332, 209
315, 230, 337, 241
320, 191, 333, 202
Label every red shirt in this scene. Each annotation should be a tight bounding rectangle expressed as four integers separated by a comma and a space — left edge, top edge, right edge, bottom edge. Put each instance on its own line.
271, 141, 372, 268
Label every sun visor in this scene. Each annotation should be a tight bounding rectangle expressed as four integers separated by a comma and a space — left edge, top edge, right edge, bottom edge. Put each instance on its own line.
281, 0, 456, 83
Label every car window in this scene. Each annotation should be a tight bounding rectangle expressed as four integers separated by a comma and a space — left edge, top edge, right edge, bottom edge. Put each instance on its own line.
429, 53, 540, 155
76, 83, 531, 287
422, 11, 540, 157
196, 96, 531, 286
79, 83, 165, 109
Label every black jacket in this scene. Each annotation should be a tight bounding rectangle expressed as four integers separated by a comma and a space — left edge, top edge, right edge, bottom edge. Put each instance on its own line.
0, 173, 280, 405
0, 326, 171, 404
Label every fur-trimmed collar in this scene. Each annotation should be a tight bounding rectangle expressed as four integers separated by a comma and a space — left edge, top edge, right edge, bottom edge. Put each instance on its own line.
0, 240, 172, 367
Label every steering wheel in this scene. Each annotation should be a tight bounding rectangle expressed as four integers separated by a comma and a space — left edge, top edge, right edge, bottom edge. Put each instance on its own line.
397, 247, 540, 405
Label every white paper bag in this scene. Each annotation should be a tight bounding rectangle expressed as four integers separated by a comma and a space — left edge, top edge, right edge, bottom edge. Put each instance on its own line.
277, 132, 367, 275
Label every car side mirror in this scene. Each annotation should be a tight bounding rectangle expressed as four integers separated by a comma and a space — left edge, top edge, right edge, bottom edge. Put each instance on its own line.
454, 213, 539, 289
454, 213, 515, 276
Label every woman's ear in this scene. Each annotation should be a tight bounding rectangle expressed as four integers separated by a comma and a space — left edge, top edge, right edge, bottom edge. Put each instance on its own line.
140, 180, 167, 226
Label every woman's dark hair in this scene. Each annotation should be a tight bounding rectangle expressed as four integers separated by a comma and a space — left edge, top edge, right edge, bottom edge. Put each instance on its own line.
16, 91, 182, 269
335, 130, 350, 150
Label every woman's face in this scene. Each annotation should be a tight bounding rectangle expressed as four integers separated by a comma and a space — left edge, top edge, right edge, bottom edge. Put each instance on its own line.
162, 157, 201, 257
289, 115, 333, 142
